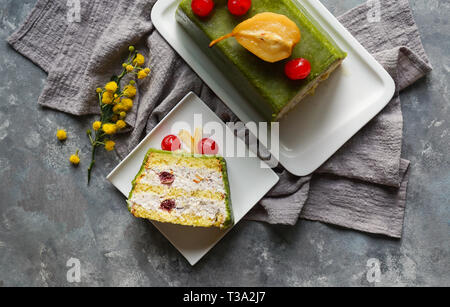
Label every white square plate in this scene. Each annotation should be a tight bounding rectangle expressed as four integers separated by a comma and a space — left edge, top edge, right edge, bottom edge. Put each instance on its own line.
152, 0, 396, 176
107, 92, 279, 265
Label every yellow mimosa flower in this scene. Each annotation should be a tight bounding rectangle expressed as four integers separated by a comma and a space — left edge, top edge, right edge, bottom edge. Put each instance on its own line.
92, 121, 102, 131
102, 91, 113, 104
70, 151, 80, 166
56, 129, 67, 141
123, 85, 136, 98
104, 140, 116, 152
116, 120, 127, 129
105, 81, 118, 93
133, 53, 145, 66
102, 123, 117, 135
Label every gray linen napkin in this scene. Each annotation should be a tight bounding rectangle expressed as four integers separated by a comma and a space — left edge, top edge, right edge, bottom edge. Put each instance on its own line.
8, 0, 431, 238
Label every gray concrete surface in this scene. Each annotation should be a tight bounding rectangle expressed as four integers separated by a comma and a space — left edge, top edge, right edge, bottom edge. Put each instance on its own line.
0, 0, 448, 287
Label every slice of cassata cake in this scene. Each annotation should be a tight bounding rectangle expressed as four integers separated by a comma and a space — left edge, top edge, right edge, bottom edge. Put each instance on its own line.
176, 0, 347, 121
127, 149, 234, 229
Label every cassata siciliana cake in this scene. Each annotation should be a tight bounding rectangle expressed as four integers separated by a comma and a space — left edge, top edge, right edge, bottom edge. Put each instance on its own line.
176, 0, 347, 121
127, 149, 234, 229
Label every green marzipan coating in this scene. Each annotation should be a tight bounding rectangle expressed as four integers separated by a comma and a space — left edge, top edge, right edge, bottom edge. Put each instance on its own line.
218, 154, 234, 228
128, 148, 234, 229
177, 0, 347, 121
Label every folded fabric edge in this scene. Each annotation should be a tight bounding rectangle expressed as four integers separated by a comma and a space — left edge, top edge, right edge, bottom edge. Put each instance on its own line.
37, 97, 100, 117
6, 0, 53, 73
396, 46, 433, 92
300, 159, 411, 239
245, 176, 312, 225
400, 0, 433, 68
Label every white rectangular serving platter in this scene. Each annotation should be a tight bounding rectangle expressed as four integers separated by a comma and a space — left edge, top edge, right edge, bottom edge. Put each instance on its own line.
152, 0, 396, 176
107, 92, 280, 265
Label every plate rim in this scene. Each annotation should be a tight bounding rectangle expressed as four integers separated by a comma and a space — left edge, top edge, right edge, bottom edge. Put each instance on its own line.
151, 0, 396, 176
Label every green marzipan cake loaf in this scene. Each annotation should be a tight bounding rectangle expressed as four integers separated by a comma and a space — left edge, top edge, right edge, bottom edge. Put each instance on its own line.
176, 0, 347, 121
127, 149, 234, 229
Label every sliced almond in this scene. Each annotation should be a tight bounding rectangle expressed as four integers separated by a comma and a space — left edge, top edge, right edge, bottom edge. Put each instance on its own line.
178, 129, 195, 153
193, 127, 203, 154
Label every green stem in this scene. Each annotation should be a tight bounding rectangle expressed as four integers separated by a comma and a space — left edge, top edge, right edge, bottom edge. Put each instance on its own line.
116, 51, 137, 84
87, 144, 97, 185
88, 133, 95, 146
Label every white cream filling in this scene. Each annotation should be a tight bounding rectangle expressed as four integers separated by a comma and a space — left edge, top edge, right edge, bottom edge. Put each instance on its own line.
140, 165, 226, 194
130, 192, 227, 221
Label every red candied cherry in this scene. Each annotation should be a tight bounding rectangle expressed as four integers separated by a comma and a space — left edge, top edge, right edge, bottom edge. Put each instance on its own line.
228, 0, 252, 16
285, 58, 312, 80
191, 0, 215, 17
160, 199, 176, 212
198, 138, 219, 155
161, 135, 181, 151
159, 172, 175, 185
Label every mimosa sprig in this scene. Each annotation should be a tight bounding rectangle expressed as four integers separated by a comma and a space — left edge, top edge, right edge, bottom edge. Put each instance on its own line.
86, 46, 150, 184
